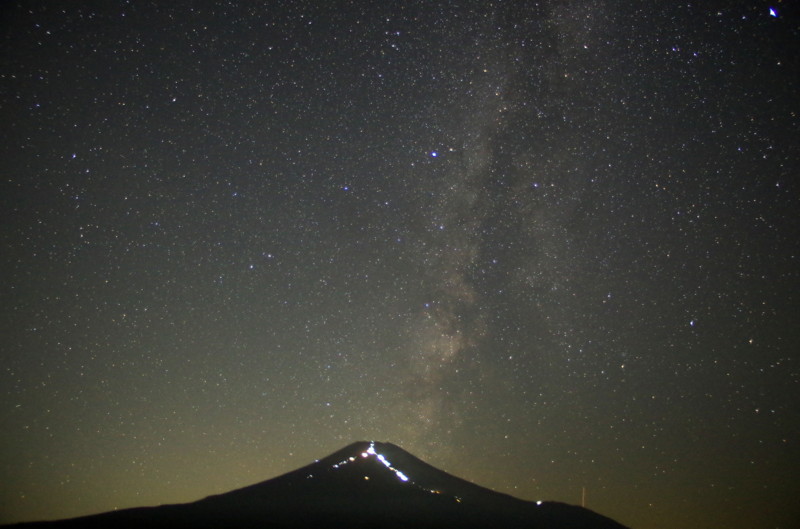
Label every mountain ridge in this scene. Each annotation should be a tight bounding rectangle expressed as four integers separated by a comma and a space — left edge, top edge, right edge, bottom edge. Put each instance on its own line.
5, 441, 630, 529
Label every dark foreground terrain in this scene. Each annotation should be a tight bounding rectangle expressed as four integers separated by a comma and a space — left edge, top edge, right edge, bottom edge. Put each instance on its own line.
7, 441, 629, 529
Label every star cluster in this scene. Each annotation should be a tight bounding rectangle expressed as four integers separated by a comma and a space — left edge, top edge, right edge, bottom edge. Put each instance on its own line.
1, 2, 798, 529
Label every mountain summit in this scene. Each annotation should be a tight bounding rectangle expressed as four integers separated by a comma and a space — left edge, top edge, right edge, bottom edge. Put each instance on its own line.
7, 441, 629, 528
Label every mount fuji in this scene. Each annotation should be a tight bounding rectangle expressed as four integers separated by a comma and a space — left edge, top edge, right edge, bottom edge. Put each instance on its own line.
7, 441, 630, 528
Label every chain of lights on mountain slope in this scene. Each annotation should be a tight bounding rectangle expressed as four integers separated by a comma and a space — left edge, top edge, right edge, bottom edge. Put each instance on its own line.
304, 442, 470, 501
304, 442, 552, 506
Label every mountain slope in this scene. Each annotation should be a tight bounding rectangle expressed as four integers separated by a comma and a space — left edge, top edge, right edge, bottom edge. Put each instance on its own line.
6, 441, 629, 529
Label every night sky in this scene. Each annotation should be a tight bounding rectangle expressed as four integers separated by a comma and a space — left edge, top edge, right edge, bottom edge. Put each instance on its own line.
1, 2, 799, 528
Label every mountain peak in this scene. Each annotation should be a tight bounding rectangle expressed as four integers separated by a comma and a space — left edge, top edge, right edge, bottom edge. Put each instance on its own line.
317, 440, 411, 482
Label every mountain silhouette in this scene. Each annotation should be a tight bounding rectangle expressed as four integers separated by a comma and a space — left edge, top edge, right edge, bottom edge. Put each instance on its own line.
6, 441, 630, 528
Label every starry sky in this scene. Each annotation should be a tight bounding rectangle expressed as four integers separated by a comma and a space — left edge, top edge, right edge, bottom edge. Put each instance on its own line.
1, 1, 798, 528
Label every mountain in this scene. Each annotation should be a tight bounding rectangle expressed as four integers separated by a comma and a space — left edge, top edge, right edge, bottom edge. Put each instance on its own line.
6, 441, 630, 529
